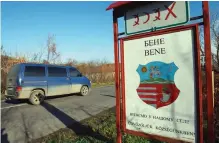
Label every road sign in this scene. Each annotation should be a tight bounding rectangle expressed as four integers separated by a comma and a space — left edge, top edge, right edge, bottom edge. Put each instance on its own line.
120, 25, 200, 142
125, 1, 189, 35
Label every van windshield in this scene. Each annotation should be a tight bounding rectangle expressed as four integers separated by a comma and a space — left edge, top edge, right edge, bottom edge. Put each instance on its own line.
8, 64, 20, 77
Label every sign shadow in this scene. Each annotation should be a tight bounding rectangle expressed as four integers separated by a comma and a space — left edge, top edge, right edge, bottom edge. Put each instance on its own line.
40, 102, 112, 142
1, 128, 9, 143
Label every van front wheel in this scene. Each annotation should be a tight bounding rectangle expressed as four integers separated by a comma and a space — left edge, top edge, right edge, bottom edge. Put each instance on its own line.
29, 90, 45, 105
80, 86, 89, 96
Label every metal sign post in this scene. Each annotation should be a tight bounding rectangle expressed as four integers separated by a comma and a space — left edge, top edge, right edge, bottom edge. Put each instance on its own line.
202, 2, 214, 143
112, 11, 122, 143
106, 1, 214, 143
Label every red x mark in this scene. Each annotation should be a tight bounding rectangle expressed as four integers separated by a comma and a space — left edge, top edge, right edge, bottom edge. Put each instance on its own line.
133, 14, 140, 26
165, 2, 177, 20
143, 12, 150, 24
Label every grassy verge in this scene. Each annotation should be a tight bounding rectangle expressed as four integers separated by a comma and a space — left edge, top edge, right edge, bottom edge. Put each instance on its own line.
91, 82, 114, 88
32, 107, 161, 143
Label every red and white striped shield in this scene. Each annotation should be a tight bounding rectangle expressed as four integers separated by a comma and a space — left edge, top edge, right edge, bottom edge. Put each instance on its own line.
136, 83, 180, 109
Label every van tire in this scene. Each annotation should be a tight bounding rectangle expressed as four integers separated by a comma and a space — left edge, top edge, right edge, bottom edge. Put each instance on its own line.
80, 86, 89, 96
29, 90, 45, 105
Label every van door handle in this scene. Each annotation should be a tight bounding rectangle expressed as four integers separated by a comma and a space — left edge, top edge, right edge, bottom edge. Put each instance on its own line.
66, 77, 70, 80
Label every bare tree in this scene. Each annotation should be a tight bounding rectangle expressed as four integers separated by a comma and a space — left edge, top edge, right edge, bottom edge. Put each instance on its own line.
211, 13, 219, 68
1, 45, 9, 94
1, 45, 9, 73
31, 48, 44, 63
25, 34, 61, 64
1, 45, 6, 55
46, 34, 60, 64
65, 58, 78, 66
199, 12, 219, 69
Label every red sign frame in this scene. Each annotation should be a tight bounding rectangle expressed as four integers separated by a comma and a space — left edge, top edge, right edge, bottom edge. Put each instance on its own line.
108, 1, 214, 143
119, 24, 202, 143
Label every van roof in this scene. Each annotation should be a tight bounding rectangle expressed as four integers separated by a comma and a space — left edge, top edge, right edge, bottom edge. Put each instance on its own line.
18, 63, 75, 68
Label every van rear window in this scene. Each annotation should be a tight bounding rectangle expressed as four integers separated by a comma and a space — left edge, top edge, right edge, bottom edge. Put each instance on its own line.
48, 67, 67, 77
24, 66, 45, 77
8, 64, 20, 77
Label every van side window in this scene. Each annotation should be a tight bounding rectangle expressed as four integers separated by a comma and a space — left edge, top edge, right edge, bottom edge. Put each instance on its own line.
48, 67, 67, 77
70, 68, 80, 77
24, 66, 45, 77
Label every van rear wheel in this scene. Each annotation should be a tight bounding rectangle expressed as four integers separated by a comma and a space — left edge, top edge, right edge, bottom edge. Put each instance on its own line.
29, 90, 45, 105
80, 86, 89, 96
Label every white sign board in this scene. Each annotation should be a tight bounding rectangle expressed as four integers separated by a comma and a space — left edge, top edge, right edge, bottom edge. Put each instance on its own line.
125, 1, 189, 35
123, 29, 197, 142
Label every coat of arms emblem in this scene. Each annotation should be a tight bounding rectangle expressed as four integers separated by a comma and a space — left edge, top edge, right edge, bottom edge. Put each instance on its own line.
136, 61, 180, 109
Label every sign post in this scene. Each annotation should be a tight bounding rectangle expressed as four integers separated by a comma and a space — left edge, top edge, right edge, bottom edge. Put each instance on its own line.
112, 11, 122, 143
202, 2, 214, 143
106, 1, 213, 143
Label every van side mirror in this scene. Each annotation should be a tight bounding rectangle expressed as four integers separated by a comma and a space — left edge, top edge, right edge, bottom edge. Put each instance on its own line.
78, 73, 82, 77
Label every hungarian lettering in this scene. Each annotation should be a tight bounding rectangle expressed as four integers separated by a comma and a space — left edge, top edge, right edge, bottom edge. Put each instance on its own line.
153, 116, 173, 122
155, 126, 195, 136
130, 113, 190, 124
153, 8, 161, 21
127, 121, 195, 137
176, 118, 190, 124
128, 121, 152, 129
130, 113, 148, 118
132, 2, 177, 26
133, 14, 140, 26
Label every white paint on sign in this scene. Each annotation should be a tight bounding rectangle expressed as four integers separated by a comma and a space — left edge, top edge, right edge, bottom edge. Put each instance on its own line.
123, 29, 197, 142
125, 1, 189, 35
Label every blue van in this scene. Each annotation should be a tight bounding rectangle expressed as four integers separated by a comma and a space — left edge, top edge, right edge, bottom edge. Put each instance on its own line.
6, 63, 91, 105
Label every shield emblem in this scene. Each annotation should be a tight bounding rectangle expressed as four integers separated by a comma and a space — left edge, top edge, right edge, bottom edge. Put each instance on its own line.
136, 61, 180, 109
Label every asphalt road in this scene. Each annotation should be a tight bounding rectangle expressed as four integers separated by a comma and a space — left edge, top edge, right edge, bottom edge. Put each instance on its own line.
1, 85, 115, 143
